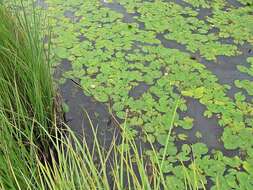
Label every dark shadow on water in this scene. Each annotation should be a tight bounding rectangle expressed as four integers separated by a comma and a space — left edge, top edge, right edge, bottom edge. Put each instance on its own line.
227, 0, 244, 7
157, 33, 188, 51
100, 0, 145, 29
129, 82, 150, 100
197, 8, 212, 20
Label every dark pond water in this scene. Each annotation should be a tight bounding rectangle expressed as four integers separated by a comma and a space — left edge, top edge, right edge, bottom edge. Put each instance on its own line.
54, 59, 120, 149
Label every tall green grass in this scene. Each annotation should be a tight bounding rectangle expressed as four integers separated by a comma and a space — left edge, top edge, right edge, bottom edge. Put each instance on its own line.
0, 2, 55, 189
0, 3, 206, 190
0, 2, 54, 128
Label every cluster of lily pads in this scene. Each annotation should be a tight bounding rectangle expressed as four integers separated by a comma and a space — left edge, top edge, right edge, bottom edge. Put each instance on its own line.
43, 0, 253, 189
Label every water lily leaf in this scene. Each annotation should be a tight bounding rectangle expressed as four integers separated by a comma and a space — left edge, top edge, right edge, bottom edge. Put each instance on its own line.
234, 92, 246, 102
144, 124, 155, 133
112, 102, 124, 112
182, 144, 190, 154
181, 89, 194, 97
191, 143, 208, 157
195, 131, 202, 139
243, 160, 253, 174
146, 134, 155, 143
157, 134, 169, 146
159, 144, 177, 156
222, 128, 240, 150
194, 87, 205, 99
54, 47, 69, 59
179, 117, 194, 130
95, 93, 108, 103
178, 133, 187, 141
161, 162, 174, 173
116, 111, 125, 119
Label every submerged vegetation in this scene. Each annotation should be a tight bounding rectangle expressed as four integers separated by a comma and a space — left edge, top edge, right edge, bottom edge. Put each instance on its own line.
1, 0, 253, 189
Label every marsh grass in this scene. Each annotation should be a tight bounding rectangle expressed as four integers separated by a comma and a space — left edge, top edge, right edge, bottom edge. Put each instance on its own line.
0, 2, 54, 126
0, 2, 55, 189
0, 2, 207, 190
